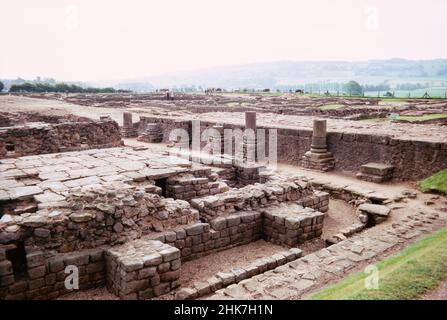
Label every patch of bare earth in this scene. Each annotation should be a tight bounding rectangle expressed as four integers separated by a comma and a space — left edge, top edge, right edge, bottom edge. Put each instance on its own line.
59, 240, 286, 300
177, 239, 286, 289
322, 198, 357, 239
420, 278, 447, 300
58, 286, 118, 300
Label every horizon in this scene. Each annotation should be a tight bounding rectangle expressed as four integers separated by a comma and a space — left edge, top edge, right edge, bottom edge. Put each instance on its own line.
3, 57, 447, 83
1, 0, 447, 81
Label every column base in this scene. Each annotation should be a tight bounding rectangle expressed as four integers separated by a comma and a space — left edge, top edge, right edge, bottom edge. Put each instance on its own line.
301, 151, 335, 172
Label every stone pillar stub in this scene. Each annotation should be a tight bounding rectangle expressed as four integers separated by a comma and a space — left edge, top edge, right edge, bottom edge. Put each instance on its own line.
121, 112, 138, 137
123, 112, 133, 128
311, 119, 327, 153
245, 111, 257, 130
302, 119, 334, 171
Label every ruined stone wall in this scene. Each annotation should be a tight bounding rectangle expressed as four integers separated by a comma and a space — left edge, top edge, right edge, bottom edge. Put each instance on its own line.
150, 213, 263, 262
308, 108, 389, 119
143, 117, 447, 181
190, 178, 328, 222
165, 174, 229, 201
0, 111, 91, 127
0, 186, 199, 253
263, 202, 326, 246
276, 128, 447, 181
0, 120, 123, 158
138, 117, 191, 143
0, 246, 105, 300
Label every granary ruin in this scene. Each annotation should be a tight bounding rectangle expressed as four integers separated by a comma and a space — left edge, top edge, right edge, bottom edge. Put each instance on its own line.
0, 93, 446, 300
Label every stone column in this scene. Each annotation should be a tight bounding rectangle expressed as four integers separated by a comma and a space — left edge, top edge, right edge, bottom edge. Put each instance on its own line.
244, 111, 257, 163
211, 125, 224, 156
245, 111, 257, 130
121, 112, 138, 137
311, 119, 327, 153
123, 112, 133, 128
301, 118, 334, 172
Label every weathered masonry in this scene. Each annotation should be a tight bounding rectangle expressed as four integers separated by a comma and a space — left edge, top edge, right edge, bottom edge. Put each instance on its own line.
138, 115, 447, 181
0, 118, 122, 159
0, 147, 330, 300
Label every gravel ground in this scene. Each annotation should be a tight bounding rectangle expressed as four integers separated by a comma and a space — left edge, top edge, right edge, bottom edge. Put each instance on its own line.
176, 240, 286, 289
322, 198, 358, 239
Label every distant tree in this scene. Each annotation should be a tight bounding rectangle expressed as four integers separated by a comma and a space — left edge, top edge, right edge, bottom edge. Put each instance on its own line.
0, 81, 4, 92
8, 82, 126, 93
345, 81, 363, 96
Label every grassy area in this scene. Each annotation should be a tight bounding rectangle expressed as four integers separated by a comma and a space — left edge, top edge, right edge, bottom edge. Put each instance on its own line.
309, 226, 447, 300
419, 169, 447, 195
397, 113, 447, 122
362, 113, 447, 123
319, 104, 344, 110
380, 98, 408, 102
366, 87, 447, 99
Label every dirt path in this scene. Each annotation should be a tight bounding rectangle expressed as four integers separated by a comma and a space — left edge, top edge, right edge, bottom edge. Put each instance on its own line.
0, 95, 141, 125
277, 163, 415, 197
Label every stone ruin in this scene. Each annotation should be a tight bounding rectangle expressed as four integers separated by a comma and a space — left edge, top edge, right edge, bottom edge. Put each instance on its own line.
0, 112, 123, 159
301, 119, 335, 172
356, 163, 395, 183
137, 123, 163, 143
121, 112, 138, 138
0, 141, 334, 300
1, 101, 443, 300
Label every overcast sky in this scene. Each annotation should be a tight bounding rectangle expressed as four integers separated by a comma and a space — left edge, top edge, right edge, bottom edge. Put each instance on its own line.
1, 0, 446, 81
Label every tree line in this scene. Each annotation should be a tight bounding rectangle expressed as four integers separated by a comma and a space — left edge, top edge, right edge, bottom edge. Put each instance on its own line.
6, 82, 130, 93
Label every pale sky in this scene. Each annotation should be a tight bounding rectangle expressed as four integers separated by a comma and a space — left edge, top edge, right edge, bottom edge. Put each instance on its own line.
1, 0, 446, 81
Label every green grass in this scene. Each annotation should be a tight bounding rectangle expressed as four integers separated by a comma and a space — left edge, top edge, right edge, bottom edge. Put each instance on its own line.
319, 104, 344, 110
397, 113, 447, 122
419, 169, 447, 195
365, 87, 447, 99
380, 98, 408, 102
309, 226, 447, 300
362, 113, 447, 123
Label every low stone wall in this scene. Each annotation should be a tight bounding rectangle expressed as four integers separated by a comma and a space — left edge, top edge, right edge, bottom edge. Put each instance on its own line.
138, 117, 191, 143
141, 116, 447, 181
165, 174, 229, 201
0, 120, 123, 159
148, 212, 263, 262
190, 178, 327, 222
175, 247, 303, 299
263, 203, 325, 246
0, 186, 199, 253
0, 111, 90, 127
105, 239, 181, 299
0, 247, 105, 300
277, 127, 447, 181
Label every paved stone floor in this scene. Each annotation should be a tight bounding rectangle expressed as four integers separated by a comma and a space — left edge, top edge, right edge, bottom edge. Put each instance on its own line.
206, 200, 446, 299
0, 146, 194, 204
